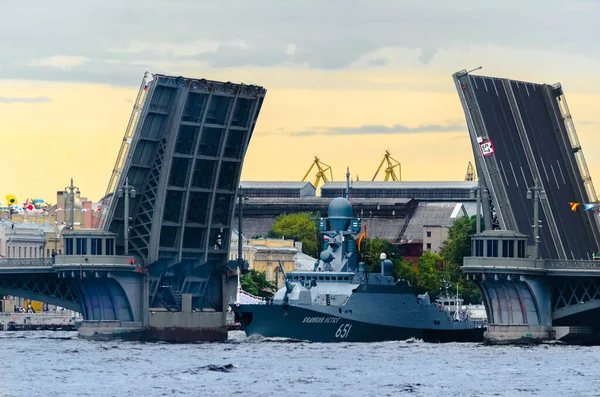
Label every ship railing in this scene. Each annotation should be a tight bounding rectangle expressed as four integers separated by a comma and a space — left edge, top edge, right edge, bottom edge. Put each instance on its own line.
237, 290, 267, 305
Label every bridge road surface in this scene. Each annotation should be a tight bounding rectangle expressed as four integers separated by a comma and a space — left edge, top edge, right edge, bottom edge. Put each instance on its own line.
464, 75, 596, 260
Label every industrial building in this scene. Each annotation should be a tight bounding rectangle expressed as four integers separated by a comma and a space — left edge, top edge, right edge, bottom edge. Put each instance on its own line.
240, 181, 316, 198
320, 181, 477, 201
233, 180, 477, 261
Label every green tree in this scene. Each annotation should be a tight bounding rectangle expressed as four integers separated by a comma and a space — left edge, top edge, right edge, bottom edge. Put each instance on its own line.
240, 270, 276, 298
439, 215, 481, 304
268, 212, 319, 256
360, 237, 400, 271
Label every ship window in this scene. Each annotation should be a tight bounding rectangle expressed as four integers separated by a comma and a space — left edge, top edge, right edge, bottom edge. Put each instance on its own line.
319, 276, 324, 280
344, 277, 349, 280
325, 277, 330, 280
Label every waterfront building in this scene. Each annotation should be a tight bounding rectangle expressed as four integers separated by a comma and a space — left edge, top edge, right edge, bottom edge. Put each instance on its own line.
229, 230, 301, 288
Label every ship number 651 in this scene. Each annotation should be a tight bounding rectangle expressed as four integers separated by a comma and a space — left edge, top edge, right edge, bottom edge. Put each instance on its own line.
335, 324, 352, 339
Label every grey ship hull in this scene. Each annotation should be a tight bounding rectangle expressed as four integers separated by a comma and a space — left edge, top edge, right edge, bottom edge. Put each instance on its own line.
232, 294, 485, 343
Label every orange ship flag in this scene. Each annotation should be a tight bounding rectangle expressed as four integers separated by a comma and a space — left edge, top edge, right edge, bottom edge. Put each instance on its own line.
5, 195, 17, 205
356, 223, 367, 251
570, 202, 581, 211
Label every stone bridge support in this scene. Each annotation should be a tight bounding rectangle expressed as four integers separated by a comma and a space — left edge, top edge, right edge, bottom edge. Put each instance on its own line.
471, 273, 553, 344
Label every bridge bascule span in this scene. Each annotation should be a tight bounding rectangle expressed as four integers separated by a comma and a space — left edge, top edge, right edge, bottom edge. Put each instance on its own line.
1, 72, 267, 341
455, 69, 600, 344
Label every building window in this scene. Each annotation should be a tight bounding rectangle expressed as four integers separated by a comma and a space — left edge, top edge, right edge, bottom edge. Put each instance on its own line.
30, 247, 33, 258
474, 240, 484, 257
76, 238, 87, 255
65, 238, 74, 255
18, 247, 21, 258
426, 231, 431, 238
47, 249, 50, 258
91, 238, 103, 255
502, 240, 515, 258
517, 240, 526, 258
426, 243, 432, 250
486, 239, 498, 257
12, 246, 15, 258
105, 239, 114, 256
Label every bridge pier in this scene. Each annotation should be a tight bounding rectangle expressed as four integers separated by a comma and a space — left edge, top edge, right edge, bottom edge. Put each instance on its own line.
464, 230, 600, 345
474, 273, 553, 344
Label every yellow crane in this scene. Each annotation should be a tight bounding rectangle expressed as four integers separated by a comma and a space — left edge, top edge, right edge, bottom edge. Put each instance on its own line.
372, 150, 401, 181
465, 161, 476, 181
302, 156, 333, 188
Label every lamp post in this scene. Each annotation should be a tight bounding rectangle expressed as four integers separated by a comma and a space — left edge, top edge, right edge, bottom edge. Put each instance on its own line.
527, 178, 546, 260
469, 182, 487, 235
117, 178, 136, 255
64, 178, 80, 230
237, 186, 248, 270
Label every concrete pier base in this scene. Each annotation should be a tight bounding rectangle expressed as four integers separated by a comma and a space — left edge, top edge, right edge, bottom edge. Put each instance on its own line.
77, 320, 147, 341
484, 325, 553, 345
76, 312, 228, 342
148, 310, 227, 342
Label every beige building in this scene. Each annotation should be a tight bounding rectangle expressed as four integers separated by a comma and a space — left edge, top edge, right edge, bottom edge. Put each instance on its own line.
422, 224, 450, 254
230, 231, 301, 288
0, 190, 101, 231
0, 219, 48, 259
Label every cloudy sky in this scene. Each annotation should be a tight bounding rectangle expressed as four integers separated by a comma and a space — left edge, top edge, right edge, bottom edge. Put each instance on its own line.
1, 0, 600, 203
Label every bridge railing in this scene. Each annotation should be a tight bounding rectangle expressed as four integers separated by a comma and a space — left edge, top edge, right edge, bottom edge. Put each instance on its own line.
546, 260, 600, 270
0, 258, 54, 268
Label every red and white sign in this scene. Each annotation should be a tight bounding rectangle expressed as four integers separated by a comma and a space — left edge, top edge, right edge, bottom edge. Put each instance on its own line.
480, 140, 495, 157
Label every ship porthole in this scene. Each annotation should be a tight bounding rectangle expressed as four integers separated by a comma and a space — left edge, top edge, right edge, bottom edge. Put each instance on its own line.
338, 308, 342, 313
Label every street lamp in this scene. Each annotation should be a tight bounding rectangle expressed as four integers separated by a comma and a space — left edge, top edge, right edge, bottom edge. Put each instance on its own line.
526, 178, 546, 260
117, 178, 136, 255
64, 178, 80, 230
237, 186, 248, 270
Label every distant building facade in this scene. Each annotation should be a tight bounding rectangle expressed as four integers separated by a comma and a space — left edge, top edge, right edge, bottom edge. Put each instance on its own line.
240, 181, 316, 198
423, 225, 450, 254
230, 231, 300, 288
320, 181, 477, 201
0, 220, 48, 259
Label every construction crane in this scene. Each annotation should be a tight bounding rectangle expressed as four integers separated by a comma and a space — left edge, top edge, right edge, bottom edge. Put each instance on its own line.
302, 156, 333, 188
465, 161, 476, 181
372, 150, 401, 181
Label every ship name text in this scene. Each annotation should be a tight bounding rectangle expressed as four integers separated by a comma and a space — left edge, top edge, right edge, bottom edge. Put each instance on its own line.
302, 316, 340, 324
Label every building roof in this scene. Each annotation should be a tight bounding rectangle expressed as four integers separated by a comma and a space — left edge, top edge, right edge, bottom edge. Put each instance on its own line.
402, 203, 467, 243
241, 181, 316, 190
321, 181, 478, 190
239, 197, 413, 206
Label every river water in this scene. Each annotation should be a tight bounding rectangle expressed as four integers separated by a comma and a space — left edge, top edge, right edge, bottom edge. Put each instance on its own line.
1, 331, 599, 397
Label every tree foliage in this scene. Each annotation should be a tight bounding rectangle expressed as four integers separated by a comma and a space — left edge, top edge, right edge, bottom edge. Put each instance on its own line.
439, 215, 481, 304
268, 212, 319, 256
240, 270, 276, 298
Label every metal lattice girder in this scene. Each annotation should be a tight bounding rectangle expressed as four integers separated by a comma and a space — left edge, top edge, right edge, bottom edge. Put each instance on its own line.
0, 273, 80, 311
553, 279, 600, 310
104, 75, 267, 273
453, 70, 600, 260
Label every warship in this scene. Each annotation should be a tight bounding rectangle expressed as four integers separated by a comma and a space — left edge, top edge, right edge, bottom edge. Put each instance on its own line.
231, 174, 486, 343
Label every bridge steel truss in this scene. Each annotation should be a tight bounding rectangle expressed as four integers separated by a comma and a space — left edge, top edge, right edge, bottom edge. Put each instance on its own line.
0, 271, 135, 322
102, 74, 267, 310
453, 70, 600, 260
